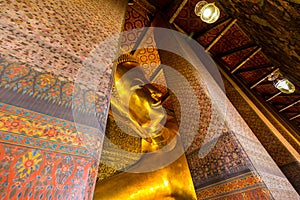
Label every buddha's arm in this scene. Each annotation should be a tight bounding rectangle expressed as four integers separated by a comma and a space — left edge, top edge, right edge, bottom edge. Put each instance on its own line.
93, 152, 197, 200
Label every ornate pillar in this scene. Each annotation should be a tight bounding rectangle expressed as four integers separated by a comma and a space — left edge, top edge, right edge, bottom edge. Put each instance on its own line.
0, 0, 128, 199
153, 13, 299, 199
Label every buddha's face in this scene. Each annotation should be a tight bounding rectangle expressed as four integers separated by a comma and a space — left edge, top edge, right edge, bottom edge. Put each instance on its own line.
114, 61, 166, 138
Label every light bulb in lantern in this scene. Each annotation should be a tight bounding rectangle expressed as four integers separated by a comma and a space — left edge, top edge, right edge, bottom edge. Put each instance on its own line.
194, 1, 220, 24
268, 70, 296, 94
274, 77, 295, 94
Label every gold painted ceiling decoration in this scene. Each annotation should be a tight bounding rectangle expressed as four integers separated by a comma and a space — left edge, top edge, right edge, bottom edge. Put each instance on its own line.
127, 0, 300, 141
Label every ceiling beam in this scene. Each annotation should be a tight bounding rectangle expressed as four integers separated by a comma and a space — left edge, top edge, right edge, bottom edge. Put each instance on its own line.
172, 23, 188, 34
271, 102, 298, 107
279, 99, 300, 112
253, 81, 274, 87
290, 113, 300, 121
205, 19, 237, 52
192, 17, 231, 39
250, 68, 279, 89
266, 92, 282, 102
216, 43, 257, 58
215, 60, 300, 160
169, 0, 188, 24
238, 64, 274, 73
274, 93, 300, 97
129, 0, 157, 21
280, 110, 300, 114
231, 47, 262, 74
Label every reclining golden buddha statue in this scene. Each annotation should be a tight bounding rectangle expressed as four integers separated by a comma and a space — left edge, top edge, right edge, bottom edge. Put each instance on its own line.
93, 54, 197, 200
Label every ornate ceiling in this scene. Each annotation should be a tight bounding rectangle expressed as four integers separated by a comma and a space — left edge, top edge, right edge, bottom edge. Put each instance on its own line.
218, 0, 300, 86
122, 0, 300, 145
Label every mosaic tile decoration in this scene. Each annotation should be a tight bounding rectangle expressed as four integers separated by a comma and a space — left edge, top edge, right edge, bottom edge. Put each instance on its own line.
121, 2, 162, 79
0, 0, 128, 199
0, 102, 100, 157
224, 84, 300, 199
0, 0, 126, 80
0, 144, 98, 200
0, 102, 99, 200
157, 48, 226, 155
151, 16, 298, 198
196, 171, 272, 200
224, 77, 297, 166
0, 54, 110, 118
97, 114, 142, 182
223, 76, 300, 196
187, 132, 252, 189
120, 4, 150, 53
0, 0, 128, 129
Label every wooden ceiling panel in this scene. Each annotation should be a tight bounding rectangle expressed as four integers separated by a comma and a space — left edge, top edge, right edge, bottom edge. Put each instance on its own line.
254, 84, 279, 96
240, 52, 272, 70
284, 112, 299, 118
209, 24, 252, 54
221, 47, 256, 69
218, 0, 300, 88
197, 21, 229, 47
268, 96, 300, 105
282, 102, 300, 112
294, 118, 300, 125
239, 69, 273, 85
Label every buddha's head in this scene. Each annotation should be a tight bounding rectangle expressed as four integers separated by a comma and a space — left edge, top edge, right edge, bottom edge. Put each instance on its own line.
113, 54, 177, 151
